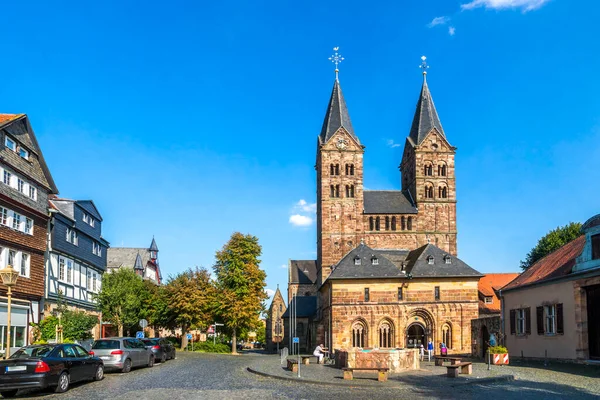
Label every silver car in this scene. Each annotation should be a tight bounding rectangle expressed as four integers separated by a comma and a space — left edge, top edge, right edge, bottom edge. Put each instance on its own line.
90, 338, 154, 373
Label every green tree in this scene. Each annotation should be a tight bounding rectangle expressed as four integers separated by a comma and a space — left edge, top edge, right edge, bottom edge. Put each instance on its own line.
94, 268, 149, 336
142, 281, 173, 331
62, 311, 99, 340
213, 232, 267, 354
520, 222, 582, 270
165, 267, 214, 350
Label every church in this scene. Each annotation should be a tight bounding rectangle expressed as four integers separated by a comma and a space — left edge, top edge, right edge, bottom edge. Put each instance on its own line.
277, 56, 482, 355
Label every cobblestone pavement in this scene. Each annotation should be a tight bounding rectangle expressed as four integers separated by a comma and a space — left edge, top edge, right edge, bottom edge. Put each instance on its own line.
6, 352, 599, 399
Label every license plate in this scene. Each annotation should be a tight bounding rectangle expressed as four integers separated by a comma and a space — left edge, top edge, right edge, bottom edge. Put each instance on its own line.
6, 366, 26, 372
100, 356, 110, 360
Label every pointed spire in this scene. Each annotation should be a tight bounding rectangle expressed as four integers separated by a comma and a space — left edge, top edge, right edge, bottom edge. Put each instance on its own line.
134, 253, 144, 271
149, 237, 158, 252
319, 79, 360, 145
408, 57, 447, 146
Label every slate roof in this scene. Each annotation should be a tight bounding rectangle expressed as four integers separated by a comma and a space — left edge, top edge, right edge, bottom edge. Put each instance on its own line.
51, 199, 75, 220
149, 237, 159, 252
502, 235, 585, 292
290, 260, 318, 284
107, 248, 152, 271
363, 191, 417, 214
281, 296, 317, 318
408, 78, 447, 146
328, 243, 482, 280
134, 253, 144, 271
0, 114, 58, 193
318, 80, 360, 146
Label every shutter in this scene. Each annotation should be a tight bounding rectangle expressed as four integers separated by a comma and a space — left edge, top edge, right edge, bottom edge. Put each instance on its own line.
536, 306, 544, 335
525, 307, 531, 335
509, 309, 516, 335
557, 303, 564, 334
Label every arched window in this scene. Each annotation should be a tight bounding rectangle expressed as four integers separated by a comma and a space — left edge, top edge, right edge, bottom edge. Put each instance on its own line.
442, 324, 452, 349
335, 185, 340, 198
369, 217, 374, 231
352, 320, 367, 348
375, 217, 381, 231
391, 217, 397, 231
425, 185, 434, 199
346, 164, 355, 175
385, 216, 390, 230
378, 321, 394, 348
330, 185, 335, 198
441, 186, 448, 198
424, 163, 433, 176
335, 164, 340, 175
330, 164, 335, 175
438, 163, 447, 176
407, 216, 413, 230
401, 216, 406, 231
346, 185, 355, 198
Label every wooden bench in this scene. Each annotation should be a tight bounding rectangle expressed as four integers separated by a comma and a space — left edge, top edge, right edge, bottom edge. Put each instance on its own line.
342, 367, 390, 382
434, 356, 462, 366
300, 355, 317, 365
446, 362, 472, 378
286, 359, 298, 372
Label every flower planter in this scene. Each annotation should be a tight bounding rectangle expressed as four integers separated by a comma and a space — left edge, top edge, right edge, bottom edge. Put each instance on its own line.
491, 353, 509, 365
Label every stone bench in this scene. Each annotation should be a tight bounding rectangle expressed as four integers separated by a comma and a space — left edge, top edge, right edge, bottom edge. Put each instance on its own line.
342, 367, 390, 382
300, 355, 319, 365
286, 359, 298, 372
446, 362, 472, 378
434, 356, 462, 366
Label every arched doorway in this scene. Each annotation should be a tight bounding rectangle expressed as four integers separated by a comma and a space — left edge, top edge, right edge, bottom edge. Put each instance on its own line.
406, 323, 425, 349
481, 325, 490, 358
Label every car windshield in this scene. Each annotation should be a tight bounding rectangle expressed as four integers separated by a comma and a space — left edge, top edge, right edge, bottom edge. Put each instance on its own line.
10, 346, 54, 359
92, 340, 120, 349
142, 339, 159, 345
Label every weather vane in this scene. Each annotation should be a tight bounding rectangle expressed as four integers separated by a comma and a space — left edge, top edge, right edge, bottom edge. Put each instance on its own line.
420, 55, 429, 79
329, 47, 344, 80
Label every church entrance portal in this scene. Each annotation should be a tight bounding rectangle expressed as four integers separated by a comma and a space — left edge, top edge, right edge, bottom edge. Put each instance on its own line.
587, 284, 600, 359
406, 323, 425, 349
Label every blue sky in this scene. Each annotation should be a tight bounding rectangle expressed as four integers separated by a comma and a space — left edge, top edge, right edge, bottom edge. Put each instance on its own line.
1, 0, 599, 303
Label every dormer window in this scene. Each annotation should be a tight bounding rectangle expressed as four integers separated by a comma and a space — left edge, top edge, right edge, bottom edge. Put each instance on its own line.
371, 257, 379, 266
82, 212, 95, 227
427, 256, 434, 265
4, 137, 16, 151
354, 257, 361, 266
444, 255, 451, 264
484, 296, 493, 304
18, 147, 29, 160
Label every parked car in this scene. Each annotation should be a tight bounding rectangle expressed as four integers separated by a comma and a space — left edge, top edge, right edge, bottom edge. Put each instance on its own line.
140, 338, 176, 363
90, 338, 154, 373
0, 343, 104, 397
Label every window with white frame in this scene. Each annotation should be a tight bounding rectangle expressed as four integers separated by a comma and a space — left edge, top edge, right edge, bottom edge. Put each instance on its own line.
0, 206, 32, 235
18, 147, 28, 160
82, 213, 95, 227
516, 309, 526, 335
7, 250, 15, 267
0, 248, 30, 277
3, 170, 11, 185
65, 229, 78, 245
0, 207, 7, 225
87, 271, 92, 289
484, 296, 493, 304
19, 254, 29, 277
5, 137, 16, 151
92, 273, 97, 291
28, 185, 36, 200
545, 305, 556, 334
12, 212, 21, 230
92, 242, 101, 256
24, 218, 33, 235
17, 179, 24, 193
66, 260, 73, 284
59, 258, 65, 281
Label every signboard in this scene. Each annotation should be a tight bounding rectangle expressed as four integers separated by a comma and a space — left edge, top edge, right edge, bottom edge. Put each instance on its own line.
207, 326, 214, 334
136, 331, 144, 339
139, 319, 148, 329
293, 337, 299, 344
187, 333, 193, 340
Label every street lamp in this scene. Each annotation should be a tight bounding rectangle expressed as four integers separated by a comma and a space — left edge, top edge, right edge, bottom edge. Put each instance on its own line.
0, 266, 19, 359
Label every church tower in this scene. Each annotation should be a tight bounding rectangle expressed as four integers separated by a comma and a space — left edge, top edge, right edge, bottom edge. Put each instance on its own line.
316, 63, 365, 285
400, 58, 458, 255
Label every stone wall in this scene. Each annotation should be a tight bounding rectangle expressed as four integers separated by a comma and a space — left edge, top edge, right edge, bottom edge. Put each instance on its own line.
337, 348, 419, 372
471, 315, 501, 359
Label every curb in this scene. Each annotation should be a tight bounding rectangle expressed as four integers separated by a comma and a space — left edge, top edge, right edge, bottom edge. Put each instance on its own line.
246, 367, 386, 388
452, 375, 516, 386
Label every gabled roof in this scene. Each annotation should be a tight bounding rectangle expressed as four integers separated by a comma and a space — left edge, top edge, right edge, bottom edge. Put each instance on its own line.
290, 260, 317, 284
149, 237, 158, 252
327, 243, 481, 280
363, 191, 417, 214
408, 78, 447, 146
281, 296, 317, 318
502, 235, 585, 292
134, 253, 144, 270
0, 114, 58, 194
318, 79, 360, 146
478, 273, 519, 314
268, 287, 287, 312
50, 199, 75, 220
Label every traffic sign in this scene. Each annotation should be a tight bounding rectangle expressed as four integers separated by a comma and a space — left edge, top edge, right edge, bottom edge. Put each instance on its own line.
293, 337, 299, 343
139, 319, 148, 329
207, 326, 214, 334
136, 331, 144, 339
187, 333, 192, 340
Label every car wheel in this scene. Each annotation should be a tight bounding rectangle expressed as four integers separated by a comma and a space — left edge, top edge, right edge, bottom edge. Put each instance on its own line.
55, 372, 70, 393
160, 353, 167, 363
94, 364, 104, 381
122, 358, 132, 373
148, 356, 154, 367
0, 390, 18, 398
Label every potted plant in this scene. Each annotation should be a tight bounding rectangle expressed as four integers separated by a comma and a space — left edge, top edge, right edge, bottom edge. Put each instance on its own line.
488, 345, 509, 365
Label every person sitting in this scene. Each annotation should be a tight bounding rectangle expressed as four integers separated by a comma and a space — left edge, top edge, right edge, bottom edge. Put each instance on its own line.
313, 343, 325, 364
440, 342, 447, 356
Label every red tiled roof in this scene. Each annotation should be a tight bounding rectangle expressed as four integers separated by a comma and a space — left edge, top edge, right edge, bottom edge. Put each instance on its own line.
502, 235, 585, 292
0, 114, 22, 125
478, 273, 519, 313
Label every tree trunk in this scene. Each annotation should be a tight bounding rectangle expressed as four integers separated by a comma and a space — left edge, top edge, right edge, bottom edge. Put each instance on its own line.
180, 325, 188, 350
231, 327, 238, 355
118, 324, 124, 337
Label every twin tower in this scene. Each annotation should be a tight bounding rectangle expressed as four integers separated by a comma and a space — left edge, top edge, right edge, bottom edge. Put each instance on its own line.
315, 71, 458, 285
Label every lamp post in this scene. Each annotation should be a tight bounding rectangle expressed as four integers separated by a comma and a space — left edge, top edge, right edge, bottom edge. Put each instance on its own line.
0, 266, 19, 360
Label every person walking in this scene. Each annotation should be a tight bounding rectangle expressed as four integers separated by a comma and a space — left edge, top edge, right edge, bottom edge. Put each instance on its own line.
313, 343, 325, 364
427, 340, 434, 362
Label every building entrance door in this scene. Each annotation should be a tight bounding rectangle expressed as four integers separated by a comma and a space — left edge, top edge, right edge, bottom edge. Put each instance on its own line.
481, 325, 490, 359
587, 284, 600, 359
406, 323, 425, 349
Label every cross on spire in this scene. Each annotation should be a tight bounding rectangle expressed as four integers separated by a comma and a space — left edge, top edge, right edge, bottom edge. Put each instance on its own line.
420, 55, 429, 80
329, 47, 344, 81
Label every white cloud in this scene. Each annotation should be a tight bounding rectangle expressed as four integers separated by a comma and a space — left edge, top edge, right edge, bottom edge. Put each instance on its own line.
449, 26, 456, 36
295, 199, 316, 214
386, 139, 402, 148
289, 214, 313, 227
461, 0, 550, 12
266, 288, 275, 298
280, 264, 287, 269
427, 16, 450, 27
